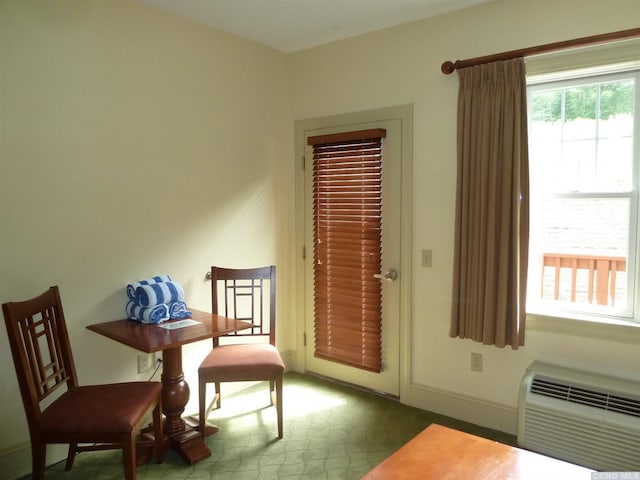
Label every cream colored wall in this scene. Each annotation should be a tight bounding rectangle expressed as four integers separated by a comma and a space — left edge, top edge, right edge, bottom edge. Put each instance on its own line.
0, 0, 293, 476
290, 0, 640, 432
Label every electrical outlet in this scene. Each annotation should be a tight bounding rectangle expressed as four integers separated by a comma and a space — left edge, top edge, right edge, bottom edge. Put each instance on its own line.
137, 353, 154, 373
470, 352, 483, 373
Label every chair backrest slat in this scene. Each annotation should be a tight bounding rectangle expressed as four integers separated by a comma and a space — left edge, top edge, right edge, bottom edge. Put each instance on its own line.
2, 286, 77, 425
211, 266, 276, 346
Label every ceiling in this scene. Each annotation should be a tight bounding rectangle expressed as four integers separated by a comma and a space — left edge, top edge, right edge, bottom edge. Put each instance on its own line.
134, 0, 493, 53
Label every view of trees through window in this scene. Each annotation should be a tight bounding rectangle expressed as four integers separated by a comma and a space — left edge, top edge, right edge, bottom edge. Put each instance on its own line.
527, 72, 638, 318
531, 81, 634, 122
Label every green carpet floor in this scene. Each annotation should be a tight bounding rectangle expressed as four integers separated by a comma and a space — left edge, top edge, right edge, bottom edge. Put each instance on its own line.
37, 372, 515, 479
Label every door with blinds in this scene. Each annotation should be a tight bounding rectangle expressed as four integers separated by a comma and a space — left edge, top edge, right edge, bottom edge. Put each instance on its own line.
304, 119, 401, 396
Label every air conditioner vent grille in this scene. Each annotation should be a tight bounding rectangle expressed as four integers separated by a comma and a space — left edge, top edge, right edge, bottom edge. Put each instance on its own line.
520, 363, 640, 471
531, 377, 640, 418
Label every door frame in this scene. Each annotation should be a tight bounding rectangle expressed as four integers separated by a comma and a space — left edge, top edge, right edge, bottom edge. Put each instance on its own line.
293, 104, 413, 400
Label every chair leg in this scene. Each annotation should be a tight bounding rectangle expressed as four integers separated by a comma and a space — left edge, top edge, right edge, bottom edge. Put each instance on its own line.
65, 442, 77, 470
199, 378, 206, 440
275, 376, 283, 439
214, 381, 222, 408
121, 433, 136, 480
269, 380, 275, 406
31, 441, 46, 480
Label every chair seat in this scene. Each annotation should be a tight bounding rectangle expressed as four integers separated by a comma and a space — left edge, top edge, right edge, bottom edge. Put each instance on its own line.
199, 343, 284, 382
41, 382, 163, 435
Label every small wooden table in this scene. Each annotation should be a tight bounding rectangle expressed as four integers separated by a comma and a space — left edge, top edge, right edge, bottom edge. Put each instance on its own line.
361, 424, 594, 479
87, 309, 252, 464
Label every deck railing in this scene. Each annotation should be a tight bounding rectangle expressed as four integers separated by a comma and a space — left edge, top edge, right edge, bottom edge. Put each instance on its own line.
541, 253, 627, 306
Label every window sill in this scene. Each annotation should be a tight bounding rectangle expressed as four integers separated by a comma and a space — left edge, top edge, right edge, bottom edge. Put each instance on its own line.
526, 310, 640, 345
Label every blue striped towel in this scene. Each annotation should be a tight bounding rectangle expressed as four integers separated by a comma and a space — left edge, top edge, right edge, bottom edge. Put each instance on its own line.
169, 301, 192, 319
126, 301, 170, 324
134, 281, 185, 307
126, 275, 172, 300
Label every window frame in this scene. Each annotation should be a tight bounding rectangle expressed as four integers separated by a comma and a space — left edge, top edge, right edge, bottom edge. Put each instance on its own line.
526, 67, 640, 326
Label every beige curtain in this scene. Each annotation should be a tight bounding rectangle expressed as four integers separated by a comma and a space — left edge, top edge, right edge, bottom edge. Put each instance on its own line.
450, 58, 529, 349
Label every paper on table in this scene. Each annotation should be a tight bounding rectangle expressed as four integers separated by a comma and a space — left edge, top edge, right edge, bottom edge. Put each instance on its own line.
158, 319, 200, 330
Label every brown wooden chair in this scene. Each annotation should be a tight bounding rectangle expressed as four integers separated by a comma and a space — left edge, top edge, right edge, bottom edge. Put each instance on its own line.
2, 286, 163, 480
198, 266, 284, 439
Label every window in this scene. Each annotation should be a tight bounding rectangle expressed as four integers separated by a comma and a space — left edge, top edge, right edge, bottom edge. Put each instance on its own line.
527, 68, 639, 322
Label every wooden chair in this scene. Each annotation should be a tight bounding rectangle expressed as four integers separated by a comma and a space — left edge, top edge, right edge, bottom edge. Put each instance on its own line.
198, 266, 284, 439
2, 286, 163, 480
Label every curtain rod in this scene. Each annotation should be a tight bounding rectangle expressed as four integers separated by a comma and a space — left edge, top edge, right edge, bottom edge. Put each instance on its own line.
441, 27, 640, 75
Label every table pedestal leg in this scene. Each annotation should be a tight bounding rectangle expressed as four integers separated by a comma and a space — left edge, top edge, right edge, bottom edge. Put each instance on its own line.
161, 347, 212, 464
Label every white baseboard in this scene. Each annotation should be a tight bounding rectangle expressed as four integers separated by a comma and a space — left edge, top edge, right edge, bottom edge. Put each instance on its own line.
405, 382, 518, 435
0, 442, 67, 480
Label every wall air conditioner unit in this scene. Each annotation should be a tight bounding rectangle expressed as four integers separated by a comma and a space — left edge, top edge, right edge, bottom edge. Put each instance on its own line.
518, 361, 640, 471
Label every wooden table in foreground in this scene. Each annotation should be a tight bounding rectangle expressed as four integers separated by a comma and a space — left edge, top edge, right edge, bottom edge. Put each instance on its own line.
361, 424, 594, 480
87, 309, 253, 465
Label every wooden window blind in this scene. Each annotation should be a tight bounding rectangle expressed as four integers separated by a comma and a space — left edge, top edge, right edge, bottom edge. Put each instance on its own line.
307, 128, 387, 373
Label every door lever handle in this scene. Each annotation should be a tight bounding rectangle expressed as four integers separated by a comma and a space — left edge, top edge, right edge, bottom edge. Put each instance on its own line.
373, 269, 398, 282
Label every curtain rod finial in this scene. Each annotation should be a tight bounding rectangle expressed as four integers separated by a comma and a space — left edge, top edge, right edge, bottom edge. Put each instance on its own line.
441, 61, 456, 75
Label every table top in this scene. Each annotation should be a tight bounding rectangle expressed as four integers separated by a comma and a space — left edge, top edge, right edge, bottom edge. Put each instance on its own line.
361, 424, 594, 480
86, 308, 253, 353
